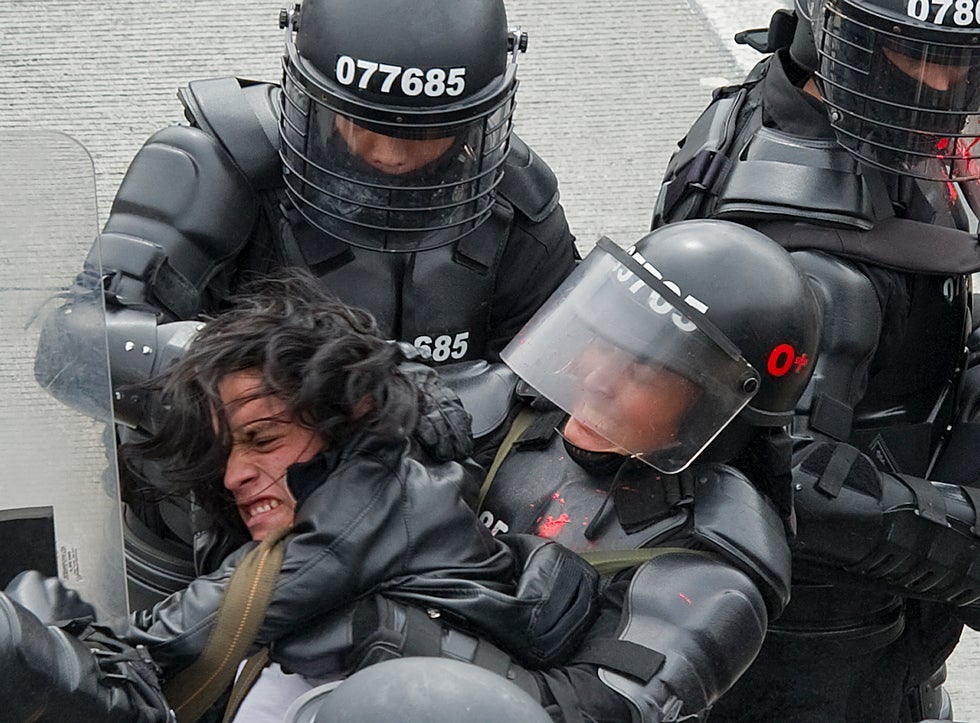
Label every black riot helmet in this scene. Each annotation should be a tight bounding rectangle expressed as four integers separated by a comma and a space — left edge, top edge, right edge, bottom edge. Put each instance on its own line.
502, 220, 822, 473
797, 0, 980, 181
278, 0, 526, 252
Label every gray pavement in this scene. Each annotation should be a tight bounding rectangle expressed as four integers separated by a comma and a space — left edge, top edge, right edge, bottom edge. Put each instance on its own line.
0, 0, 977, 717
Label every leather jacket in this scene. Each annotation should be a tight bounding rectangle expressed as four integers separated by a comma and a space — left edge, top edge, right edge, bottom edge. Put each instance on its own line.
124, 431, 597, 678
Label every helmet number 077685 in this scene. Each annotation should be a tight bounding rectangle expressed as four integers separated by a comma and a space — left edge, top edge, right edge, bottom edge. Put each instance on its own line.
334, 55, 467, 98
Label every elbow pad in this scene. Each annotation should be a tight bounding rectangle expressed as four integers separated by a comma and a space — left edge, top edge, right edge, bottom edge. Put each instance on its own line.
106, 310, 202, 430
793, 442, 980, 608
35, 292, 200, 429
592, 551, 768, 722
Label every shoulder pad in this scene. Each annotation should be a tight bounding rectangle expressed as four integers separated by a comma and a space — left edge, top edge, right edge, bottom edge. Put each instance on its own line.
178, 76, 282, 190
498, 134, 560, 223
653, 85, 752, 225
100, 124, 258, 318
787, 250, 880, 441
691, 463, 791, 615
655, 76, 890, 231
714, 125, 881, 229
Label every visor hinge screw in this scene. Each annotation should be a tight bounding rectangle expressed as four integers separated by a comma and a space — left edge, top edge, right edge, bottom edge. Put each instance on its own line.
279, 4, 300, 30
508, 28, 529, 54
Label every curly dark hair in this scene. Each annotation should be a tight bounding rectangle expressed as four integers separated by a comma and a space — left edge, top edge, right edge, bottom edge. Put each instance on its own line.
123, 271, 420, 524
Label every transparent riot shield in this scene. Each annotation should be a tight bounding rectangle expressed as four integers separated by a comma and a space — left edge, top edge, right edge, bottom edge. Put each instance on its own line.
0, 130, 126, 618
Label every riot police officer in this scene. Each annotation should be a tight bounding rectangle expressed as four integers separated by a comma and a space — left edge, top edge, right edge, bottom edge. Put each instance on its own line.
478, 220, 823, 721
38, 0, 577, 606
654, 1, 980, 719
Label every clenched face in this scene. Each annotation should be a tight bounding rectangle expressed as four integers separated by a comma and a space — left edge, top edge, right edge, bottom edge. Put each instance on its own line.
561, 342, 701, 457
217, 369, 324, 541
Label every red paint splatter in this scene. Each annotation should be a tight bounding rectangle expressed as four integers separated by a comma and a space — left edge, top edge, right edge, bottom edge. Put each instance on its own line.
537, 513, 571, 539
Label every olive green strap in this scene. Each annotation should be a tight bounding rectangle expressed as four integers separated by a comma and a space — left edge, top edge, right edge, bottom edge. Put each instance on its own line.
476, 406, 536, 511
221, 647, 271, 723
579, 547, 728, 577
577, 548, 660, 577
163, 526, 290, 722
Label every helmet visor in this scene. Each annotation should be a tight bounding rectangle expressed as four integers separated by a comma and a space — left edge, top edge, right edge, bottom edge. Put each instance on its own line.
816, 0, 980, 180
279, 44, 515, 251
501, 238, 761, 473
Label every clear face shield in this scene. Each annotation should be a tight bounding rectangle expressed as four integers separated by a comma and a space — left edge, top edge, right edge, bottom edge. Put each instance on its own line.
279, 39, 516, 252
501, 238, 761, 474
815, 0, 980, 181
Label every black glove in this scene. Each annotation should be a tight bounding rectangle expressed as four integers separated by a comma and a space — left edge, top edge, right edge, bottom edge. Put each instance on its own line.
0, 593, 174, 722
4, 569, 97, 624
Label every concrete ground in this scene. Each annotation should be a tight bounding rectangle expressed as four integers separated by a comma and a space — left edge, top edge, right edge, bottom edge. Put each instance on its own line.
0, 0, 976, 717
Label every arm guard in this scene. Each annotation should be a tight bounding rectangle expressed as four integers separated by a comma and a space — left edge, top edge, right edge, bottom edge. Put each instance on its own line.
35, 294, 201, 429
793, 442, 980, 620
690, 464, 792, 617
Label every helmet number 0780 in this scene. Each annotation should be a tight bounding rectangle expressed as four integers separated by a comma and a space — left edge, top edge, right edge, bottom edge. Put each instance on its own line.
335, 55, 467, 98
906, 0, 980, 26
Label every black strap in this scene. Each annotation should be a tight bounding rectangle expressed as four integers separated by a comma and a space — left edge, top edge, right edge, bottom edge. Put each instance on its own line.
571, 638, 665, 682
815, 444, 860, 498
758, 216, 980, 276
542, 675, 587, 723
516, 408, 565, 449
659, 148, 732, 219
470, 638, 515, 677
810, 392, 854, 442
401, 605, 445, 658
898, 475, 949, 526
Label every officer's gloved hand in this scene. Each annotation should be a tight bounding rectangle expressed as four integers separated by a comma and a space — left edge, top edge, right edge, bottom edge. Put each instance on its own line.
0, 593, 174, 722
396, 350, 474, 464
4, 569, 96, 625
